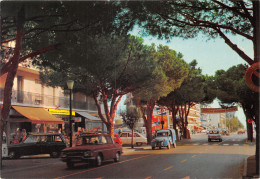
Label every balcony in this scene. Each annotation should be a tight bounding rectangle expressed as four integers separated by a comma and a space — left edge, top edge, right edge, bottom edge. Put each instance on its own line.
0, 88, 97, 111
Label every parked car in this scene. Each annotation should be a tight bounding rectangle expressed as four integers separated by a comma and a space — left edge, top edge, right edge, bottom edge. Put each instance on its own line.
61, 133, 122, 168
237, 130, 246, 134
2, 132, 8, 158
208, 130, 222, 142
201, 129, 207, 133
151, 129, 177, 150
119, 132, 147, 146
8, 133, 67, 159
114, 134, 123, 145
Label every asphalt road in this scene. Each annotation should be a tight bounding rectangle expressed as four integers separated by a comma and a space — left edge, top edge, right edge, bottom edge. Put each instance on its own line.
1, 133, 255, 179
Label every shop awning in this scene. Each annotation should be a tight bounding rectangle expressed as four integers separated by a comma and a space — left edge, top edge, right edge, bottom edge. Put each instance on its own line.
76, 111, 101, 121
12, 106, 64, 124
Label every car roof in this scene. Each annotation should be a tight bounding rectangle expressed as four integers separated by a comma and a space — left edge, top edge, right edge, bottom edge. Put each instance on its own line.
157, 129, 173, 133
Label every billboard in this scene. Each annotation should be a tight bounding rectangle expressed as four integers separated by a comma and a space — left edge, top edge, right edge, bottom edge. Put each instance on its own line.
152, 108, 168, 131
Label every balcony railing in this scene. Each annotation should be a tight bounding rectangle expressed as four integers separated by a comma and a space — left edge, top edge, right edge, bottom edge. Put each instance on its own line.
0, 88, 97, 111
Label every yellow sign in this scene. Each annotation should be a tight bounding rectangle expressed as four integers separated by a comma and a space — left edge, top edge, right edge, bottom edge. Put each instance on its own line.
46, 109, 75, 116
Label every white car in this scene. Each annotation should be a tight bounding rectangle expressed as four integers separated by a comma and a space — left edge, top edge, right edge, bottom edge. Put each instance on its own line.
208, 130, 222, 142
119, 132, 147, 146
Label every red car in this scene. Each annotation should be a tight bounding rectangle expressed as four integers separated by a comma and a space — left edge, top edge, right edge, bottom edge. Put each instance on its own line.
61, 134, 122, 168
114, 134, 123, 145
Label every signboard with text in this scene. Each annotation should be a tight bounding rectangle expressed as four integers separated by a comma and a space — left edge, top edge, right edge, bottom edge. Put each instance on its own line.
46, 108, 75, 116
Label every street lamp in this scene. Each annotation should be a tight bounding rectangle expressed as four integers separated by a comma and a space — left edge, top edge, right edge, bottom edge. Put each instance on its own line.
67, 80, 74, 147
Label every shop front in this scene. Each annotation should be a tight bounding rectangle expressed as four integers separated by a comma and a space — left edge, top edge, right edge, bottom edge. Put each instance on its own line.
8, 106, 64, 144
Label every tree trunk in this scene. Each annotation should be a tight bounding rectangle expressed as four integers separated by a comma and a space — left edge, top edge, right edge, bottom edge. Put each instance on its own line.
145, 99, 155, 145
171, 104, 179, 141
242, 104, 254, 141
131, 128, 134, 148
0, 6, 25, 170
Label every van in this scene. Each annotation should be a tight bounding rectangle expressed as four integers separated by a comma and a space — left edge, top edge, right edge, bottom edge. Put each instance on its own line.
2, 132, 8, 158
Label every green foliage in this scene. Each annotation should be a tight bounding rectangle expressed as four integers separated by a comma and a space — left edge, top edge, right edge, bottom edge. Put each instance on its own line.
135, 44, 189, 101
40, 34, 156, 99
159, 60, 213, 106
119, 1, 252, 40
214, 64, 252, 104
227, 117, 244, 132
120, 106, 141, 130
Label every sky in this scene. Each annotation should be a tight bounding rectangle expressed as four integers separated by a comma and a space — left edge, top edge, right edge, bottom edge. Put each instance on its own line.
127, 27, 254, 128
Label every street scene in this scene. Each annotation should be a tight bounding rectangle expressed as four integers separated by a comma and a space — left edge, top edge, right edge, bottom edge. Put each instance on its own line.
1, 1, 260, 179
1, 133, 255, 179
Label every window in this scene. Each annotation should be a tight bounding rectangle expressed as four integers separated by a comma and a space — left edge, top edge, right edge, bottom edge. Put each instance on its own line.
99, 136, 107, 144
134, 133, 140, 137
35, 79, 41, 84
24, 136, 40, 143
17, 76, 24, 103
106, 136, 113, 144
120, 133, 128, 137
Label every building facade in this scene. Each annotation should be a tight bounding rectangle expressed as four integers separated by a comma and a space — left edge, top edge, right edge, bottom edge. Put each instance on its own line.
0, 60, 105, 144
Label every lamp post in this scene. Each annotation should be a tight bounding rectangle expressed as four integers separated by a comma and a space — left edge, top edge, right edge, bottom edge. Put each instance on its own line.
67, 80, 74, 147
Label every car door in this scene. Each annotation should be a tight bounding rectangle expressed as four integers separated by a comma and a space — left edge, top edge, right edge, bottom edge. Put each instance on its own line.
119, 132, 128, 145
104, 135, 114, 159
21, 135, 39, 156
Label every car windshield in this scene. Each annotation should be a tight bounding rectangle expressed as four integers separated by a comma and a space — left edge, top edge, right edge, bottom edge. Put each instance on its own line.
209, 131, 219, 134
157, 132, 168, 136
76, 135, 106, 146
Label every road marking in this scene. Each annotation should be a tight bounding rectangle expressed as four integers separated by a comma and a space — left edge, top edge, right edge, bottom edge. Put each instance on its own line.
223, 144, 229, 146
193, 143, 199, 145
191, 155, 197, 158
202, 144, 208, 146
181, 159, 187, 163
234, 144, 239, 146
163, 166, 173, 171
145, 176, 152, 179
54, 155, 152, 179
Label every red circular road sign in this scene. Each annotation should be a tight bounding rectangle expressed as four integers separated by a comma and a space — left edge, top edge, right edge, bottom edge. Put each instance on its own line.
245, 62, 260, 92
247, 118, 253, 123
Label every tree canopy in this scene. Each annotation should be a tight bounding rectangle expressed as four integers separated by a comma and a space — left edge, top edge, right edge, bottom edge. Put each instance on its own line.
40, 34, 156, 137
119, 0, 256, 65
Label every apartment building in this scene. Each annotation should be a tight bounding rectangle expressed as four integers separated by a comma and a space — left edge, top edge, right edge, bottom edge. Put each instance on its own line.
0, 60, 105, 143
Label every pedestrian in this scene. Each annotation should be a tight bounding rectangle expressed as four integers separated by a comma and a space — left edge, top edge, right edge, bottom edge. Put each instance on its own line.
20, 129, 27, 142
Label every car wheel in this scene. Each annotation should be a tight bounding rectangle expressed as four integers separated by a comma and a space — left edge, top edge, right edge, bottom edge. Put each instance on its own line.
114, 152, 120, 162
167, 143, 171, 149
136, 142, 142, 146
50, 151, 60, 158
9, 151, 19, 159
219, 139, 222, 142
95, 154, 102, 167
66, 162, 74, 169
159, 146, 162, 149
152, 147, 155, 150
208, 139, 211, 142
